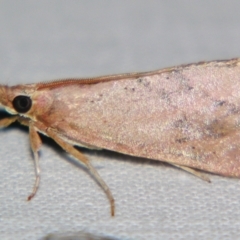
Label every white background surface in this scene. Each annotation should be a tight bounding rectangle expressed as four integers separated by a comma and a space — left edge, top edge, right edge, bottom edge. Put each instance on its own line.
1, 1, 240, 240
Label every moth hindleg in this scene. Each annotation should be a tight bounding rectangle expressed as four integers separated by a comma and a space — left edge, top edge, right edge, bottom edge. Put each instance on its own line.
171, 164, 211, 182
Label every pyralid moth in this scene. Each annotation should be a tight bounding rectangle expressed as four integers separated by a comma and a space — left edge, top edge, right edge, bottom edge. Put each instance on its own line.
1, 58, 240, 216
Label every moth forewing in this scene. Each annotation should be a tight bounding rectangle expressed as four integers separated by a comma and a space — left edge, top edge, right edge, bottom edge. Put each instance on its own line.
1, 58, 240, 216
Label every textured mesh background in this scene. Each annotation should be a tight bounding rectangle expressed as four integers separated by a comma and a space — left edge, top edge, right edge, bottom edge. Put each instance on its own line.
1, 1, 240, 240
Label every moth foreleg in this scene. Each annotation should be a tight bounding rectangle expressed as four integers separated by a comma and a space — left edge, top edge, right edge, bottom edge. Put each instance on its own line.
0, 116, 18, 128
46, 128, 115, 216
171, 164, 211, 182
27, 124, 42, 200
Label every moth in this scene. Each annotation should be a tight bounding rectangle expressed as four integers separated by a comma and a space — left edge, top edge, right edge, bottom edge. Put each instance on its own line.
1, 58, 240, 216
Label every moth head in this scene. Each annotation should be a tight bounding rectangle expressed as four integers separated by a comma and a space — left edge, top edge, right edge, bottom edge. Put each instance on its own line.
0, 84, 33, 115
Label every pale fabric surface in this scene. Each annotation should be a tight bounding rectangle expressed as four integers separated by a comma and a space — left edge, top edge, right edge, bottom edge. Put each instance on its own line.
0, 1, 240, 240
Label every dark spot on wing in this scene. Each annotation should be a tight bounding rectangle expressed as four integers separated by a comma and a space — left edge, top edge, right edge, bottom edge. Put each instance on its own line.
136, 78, 150, 87
175, 137, 188, 143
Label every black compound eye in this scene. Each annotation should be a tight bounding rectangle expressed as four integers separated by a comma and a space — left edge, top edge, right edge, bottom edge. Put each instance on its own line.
12, 95, 32, 113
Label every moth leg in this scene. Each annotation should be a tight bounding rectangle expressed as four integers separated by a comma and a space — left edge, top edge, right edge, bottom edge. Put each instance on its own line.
0, 115, 18, 128
46, 128, 115, 216
171, 164, 211, 183
27, 124, 42, 200
0, 116, 42, 200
